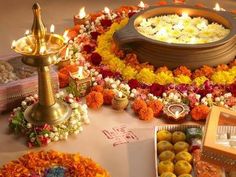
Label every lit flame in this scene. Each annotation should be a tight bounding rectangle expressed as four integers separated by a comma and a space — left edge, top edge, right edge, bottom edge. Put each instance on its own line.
63, 30, 69, 43
181, 12, 189, 18
79, 7, 86, 19
104, 7, 110, 14
50, 24, 55, 33
39, 46, 46, 54
214, 3, 221, 11
138, 1, 145, 8
213, 3, 225, 11
78, 66, 84, 79
175, 110, 180, 119
11, 40, 16, 49
25, 30, 30, 36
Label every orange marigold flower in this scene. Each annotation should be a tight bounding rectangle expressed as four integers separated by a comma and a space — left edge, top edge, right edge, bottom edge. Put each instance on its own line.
138, 107, 154, 121
216, 64, 229, 71
190, 105, 210, 121
155, 66, 170, 73
86, 91, 104, 109
132, 99, 147, 113
91, 85, 104, 93
103, 89, 115, 105
173, 66, 192, 77
192, 65, 214, 79
147, 100, 163, 117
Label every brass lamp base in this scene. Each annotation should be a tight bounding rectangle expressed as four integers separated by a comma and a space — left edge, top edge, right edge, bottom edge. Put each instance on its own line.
24, 100, 72, 126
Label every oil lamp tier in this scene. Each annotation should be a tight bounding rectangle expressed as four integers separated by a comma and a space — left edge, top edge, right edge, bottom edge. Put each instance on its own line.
12, 3, 72, 125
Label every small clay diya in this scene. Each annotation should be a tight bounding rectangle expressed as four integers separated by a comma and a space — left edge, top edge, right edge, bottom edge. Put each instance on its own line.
163, 102, 190, 121
112, 93, 129, 111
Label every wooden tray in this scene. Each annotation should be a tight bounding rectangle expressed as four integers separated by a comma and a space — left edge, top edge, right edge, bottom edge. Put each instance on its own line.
113, 5, 236, 69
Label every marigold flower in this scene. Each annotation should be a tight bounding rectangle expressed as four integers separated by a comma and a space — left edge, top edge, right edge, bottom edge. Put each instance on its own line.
190, 105, 210, 121
193, 76, 208, 86
216, 64, 229, 71
122, 66, 137, 80
211, 71, 235, 84
91, 85, 104, 93
86, 91, 104, 109
174, 75, 192, 84
173, 66, 192, 77
103, 89, 115, 105
136, 68, 156, 84
138, 107, 154, 121
147, 100, 163, 117
192, 65, 214, 79
155, 66, 171, 73
132, 99, 147, 113
155, 72, 174, 85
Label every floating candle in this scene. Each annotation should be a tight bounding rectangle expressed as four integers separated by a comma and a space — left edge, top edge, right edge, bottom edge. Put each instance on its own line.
213, 3, 225, 11
11, 40, 16, 49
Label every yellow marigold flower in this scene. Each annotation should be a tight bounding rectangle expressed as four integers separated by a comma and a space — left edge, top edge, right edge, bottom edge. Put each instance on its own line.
193, 76, 208, 86
155, 72, 174, 85
211, 71, 235, 84
174, 74, 192, 84
122, 66, 138, 80
108, 58, 126, 72
228, 66, 236, 77
136, 68, 156, 84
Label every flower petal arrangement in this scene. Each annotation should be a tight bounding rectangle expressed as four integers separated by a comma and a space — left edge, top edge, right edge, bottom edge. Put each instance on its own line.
9, 92, 89, 147
57, 2, 236, 123
0, 151, 110, 177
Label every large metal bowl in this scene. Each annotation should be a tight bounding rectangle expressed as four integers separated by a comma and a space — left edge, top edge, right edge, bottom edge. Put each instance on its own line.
113, 5, 236, 69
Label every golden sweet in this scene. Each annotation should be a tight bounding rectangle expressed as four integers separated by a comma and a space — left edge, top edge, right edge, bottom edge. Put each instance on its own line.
157, 141, 174, 154
159, 150, 175, 162
157, 130, 172, 142
160, 172, 177, 177
172, 131, 186, 144
158, 160, 174, 175
174, 160, 192, 176
175, 151, 192, 163
174, 141, 189, 153
178, 174, 193, 177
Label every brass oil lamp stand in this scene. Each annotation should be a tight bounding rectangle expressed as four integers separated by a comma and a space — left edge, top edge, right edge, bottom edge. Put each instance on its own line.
12, 3, 71, 125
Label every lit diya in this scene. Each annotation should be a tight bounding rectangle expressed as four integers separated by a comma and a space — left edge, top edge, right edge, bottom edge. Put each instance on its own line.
74, 7, 90, 25
69, 66, 91, 97
163, 102, 190, 121
113, 5, 236, 69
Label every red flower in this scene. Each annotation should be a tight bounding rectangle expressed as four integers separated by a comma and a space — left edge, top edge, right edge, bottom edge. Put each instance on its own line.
128, 79, 141, 89
83, 45, 95, 53
228, 82, 236, 97
101, 19, 112, 28
149, 83, 166, 97
91, 52, 102, 66
90, 31, 101, 40
100, 69, 114, 78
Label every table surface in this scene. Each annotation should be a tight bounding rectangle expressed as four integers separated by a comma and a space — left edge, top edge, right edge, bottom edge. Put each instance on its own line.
0, 1, 236, 177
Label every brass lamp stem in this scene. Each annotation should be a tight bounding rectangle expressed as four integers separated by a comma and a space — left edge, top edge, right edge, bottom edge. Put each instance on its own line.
38, 66, 55, 106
